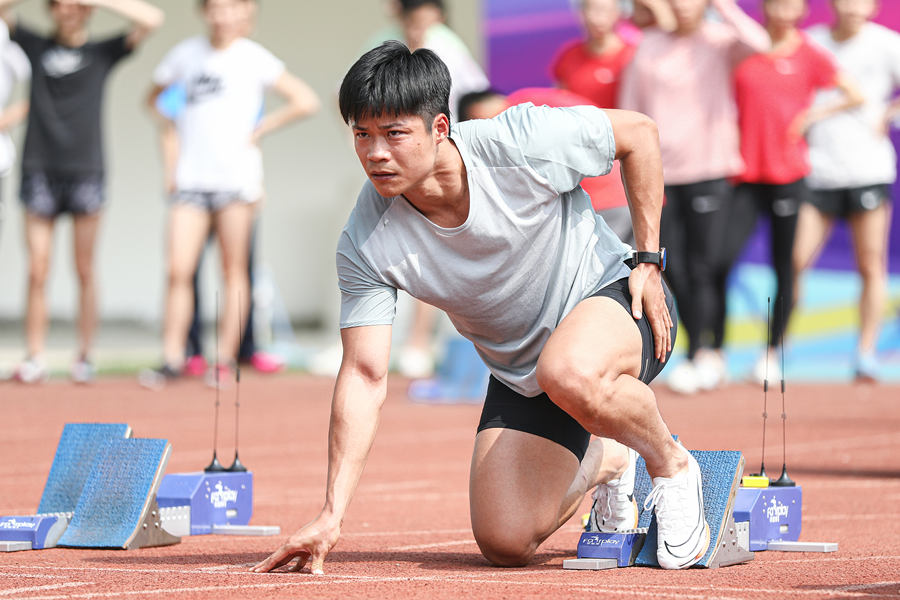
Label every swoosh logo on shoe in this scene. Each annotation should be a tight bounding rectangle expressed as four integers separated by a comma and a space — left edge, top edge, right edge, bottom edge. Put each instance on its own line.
662, 483, 706, 561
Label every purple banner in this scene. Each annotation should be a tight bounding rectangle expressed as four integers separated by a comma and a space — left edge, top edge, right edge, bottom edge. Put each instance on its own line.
486, 1, 900, 273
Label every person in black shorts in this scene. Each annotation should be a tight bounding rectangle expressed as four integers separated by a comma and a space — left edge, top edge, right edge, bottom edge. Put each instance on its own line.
0, 0, 163, 383
791, 0, 900, 381
253, 42, 710, 576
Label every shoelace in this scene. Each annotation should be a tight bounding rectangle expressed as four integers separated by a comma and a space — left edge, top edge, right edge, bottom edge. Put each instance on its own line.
592, 485, 614, 525
643, 479, 677, 513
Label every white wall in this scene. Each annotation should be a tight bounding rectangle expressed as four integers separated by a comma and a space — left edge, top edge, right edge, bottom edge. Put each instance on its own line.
0, 0, 484, 329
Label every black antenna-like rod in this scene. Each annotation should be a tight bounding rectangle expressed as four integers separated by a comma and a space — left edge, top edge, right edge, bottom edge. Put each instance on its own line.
772, 296, 794, 486
229, 292, 247, 472
756, 297, 770, 479
205, 291, 224, 472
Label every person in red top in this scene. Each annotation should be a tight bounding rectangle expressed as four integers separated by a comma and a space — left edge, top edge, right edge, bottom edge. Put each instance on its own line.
550, 0, 674, 244
551, 0, 635, 109
726, 0, 862, 383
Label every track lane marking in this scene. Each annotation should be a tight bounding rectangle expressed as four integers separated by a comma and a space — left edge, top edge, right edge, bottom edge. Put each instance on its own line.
388, 539, 476, 551
0, 582, 90, 596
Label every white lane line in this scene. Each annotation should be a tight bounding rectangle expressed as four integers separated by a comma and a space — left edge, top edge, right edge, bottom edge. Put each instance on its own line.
763, 555, 900, 564
0, 573, 65, 579
388, 539, 476, 551
10, 571, 895, 600
357, 480, 436, 493
597, 583, 874, 598
833, 581, 900, 592
804, 513, 900, 521
0, 582, 90, 596
11, 578, 741, 600
196, 562, 258, 572
343, 528, 471, 538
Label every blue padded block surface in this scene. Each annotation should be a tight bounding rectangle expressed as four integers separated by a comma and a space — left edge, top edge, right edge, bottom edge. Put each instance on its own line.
37, 423, 131, 514
58, 438, 169, 549
635, 450, 744, 568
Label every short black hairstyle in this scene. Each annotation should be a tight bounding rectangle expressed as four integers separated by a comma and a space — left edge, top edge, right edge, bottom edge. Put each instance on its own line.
339, 41, 452, 128
399, 0, 445, 15
457, 88, 505, 122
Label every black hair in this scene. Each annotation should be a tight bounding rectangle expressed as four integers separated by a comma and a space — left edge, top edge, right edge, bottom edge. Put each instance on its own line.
339, 41, 452, 128
399, 0, 445, 15
457, 88, 505, 122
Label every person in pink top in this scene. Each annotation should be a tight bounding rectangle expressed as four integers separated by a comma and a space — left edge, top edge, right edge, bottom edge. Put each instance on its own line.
618, 0, 769, 394
727, 0, 862, 384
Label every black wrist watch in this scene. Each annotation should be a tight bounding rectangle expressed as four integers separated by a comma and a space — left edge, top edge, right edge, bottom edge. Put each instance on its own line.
626, 247, 666, 271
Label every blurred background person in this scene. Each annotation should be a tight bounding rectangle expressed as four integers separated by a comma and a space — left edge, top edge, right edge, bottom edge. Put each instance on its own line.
174, 0, 287, 377
618, 0, 770, 394
308, 0, 490, 379
725, 0, 862, 384
0, 0, 163, 384
140, 0, 318, 388
0, 18, 29, 248
549, 0, 666, 245
791, 0, 900, 381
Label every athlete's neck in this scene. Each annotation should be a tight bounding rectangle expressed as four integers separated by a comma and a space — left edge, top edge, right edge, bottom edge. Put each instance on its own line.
403, 139, 469, 228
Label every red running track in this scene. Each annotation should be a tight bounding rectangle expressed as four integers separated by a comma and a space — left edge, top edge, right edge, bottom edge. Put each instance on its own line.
1, 375, 898, 599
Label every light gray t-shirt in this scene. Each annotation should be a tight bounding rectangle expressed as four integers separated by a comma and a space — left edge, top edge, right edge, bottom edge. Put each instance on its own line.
337, 103, 633, 397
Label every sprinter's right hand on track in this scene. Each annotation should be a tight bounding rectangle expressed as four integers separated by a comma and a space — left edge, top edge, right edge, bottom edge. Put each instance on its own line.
251, 516, 341, 574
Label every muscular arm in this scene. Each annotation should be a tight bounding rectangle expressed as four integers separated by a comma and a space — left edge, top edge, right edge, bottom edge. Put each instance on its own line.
603, 108, 672, 359
252, 324, 392, 574
251, 71, 320, 144
86, 0, 164, 48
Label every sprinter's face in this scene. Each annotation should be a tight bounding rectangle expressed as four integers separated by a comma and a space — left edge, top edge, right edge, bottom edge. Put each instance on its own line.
352, 113, 448, 198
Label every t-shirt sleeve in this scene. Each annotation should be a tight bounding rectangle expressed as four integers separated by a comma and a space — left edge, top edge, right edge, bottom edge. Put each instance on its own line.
886, 29, 900, 89
253, 44, 285, 88
806, 41, 838, 89
549, 42, 576, 86
497, 103, 616, 194
9, 23, 43, 61
336, 192, 398, 329
152, 42, 186, 87
5, 42, 31, 81
96, 34, 132, 66
337, 233, 398, 329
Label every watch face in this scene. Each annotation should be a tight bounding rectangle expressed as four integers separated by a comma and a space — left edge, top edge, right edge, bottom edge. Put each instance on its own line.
660, 248, 667, 271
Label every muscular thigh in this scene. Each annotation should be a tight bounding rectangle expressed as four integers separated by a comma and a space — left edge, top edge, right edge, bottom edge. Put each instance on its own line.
470, 427, 580, 545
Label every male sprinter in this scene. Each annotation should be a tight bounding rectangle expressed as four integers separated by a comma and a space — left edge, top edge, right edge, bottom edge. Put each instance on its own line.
254, 41, 707, 573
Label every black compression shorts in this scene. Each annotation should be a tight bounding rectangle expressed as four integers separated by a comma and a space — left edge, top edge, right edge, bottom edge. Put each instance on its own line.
476, 276, 677, 461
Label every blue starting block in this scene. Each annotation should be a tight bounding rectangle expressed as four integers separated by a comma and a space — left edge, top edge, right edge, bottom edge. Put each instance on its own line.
58, 438, 181, 550
0, 515, 67, 551
735, 484, 803, 551
0, 423, 133, 552
576, 529, 647, 567
157, 471, 254, 536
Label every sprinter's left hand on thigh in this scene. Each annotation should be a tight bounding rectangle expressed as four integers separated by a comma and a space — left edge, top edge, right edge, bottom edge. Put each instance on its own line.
628, 265, 671, 360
